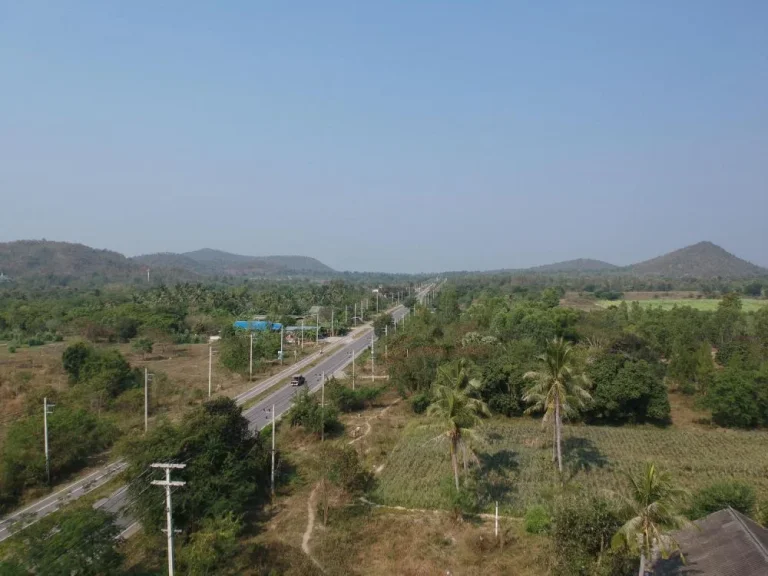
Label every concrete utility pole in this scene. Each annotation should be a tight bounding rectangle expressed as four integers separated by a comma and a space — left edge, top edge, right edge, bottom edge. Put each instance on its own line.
371, 336, 375, 382
249, 332, 254, 382
301, 319, 304, 350
269, 404, 276, 497
43, 397, 54, 484
151, 463, 186, 576
352, 349, 356, 390
331, 309, 334, 337
144, 368, 154, 433
208, 346, 213, 398
279, 328, 284, 365
376, 291, 379, 313
354, 303, 357, 326
316, 313, 319, 343
495, 502, 499, 538
147, 268, 150, 283
321, 372, 325, 442
345, 306, 348, 325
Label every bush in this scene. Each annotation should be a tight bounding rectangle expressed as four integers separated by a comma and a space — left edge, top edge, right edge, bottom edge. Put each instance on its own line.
524, 504, 551, 534
689, 481, 756, 520
7, 346, 16, 354
287, 388, 340, 436
327, 380, 382, 412
410, 392, 431, 414
703, 365, 767, 428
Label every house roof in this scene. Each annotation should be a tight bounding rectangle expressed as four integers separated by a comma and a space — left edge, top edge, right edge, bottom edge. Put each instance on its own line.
655, 508, 768, 575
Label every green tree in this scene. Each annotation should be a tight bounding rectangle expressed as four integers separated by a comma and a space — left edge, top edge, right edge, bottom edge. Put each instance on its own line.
132, 337, 154, 357
702, 364, 767, 428
688, 481, 755, 520
178, 512, 241, 576
61, 342, 93, 383
372, 312, 394, 338
123, 397, 270, 535
2, 508, 122, 575
611, 462, 690, 576
425, 363, 489, 491
523, 337, 592, 472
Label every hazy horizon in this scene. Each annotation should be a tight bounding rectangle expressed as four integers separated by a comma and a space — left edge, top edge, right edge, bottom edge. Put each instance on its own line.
2, 2, 767, 273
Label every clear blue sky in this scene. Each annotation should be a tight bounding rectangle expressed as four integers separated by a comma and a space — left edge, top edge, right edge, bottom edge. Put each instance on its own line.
2, 1, 767, 273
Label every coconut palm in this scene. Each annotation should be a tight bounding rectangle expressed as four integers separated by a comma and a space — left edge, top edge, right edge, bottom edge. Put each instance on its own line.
426, 362, 490, 491
611, 462, 691, 576
523, 337, 591, 473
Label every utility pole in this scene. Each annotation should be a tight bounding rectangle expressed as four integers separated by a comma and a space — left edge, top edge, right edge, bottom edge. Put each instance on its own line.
495, 502, 499, 538
376, 291, 379, 313
249, 332, 254, 382
151, 463, 186, 576
352, 349, 356, 390
321, 372, 325, 442
331, 309, 334, 337
270, 405, 276, 497
147, 268, 150, 283
144, 368, 154, 433
316, 313, 319, 344
345, 306, 348, 325
279, 328, 284, 365
43, 397, 54, 484
208, 346, 213, 398
301, 318, 304, 350
354, 303, 357, 326
371, 336, 375, 382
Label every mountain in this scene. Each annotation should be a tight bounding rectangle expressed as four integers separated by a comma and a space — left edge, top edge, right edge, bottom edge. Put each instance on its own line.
133, 249, 335, 276
628, 241, 767, 278
529, 258, 618, 273
0, 240, 137, 281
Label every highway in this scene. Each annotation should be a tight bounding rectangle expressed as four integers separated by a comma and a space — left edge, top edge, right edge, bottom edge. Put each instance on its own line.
0, 285, 431, 542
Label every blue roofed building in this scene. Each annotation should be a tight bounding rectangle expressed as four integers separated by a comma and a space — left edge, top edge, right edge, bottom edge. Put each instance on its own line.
233, 320, 283, 332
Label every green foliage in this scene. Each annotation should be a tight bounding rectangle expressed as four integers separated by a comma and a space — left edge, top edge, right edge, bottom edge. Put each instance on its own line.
326, 379, 382, 412
287, 388, 340, 436
551, 497, 634, 576
688, 481, 756, 520
123, 397, 270, 535
524, 504, 551, 534
372, 312, 393, 338
61, 342, 139, 397
178, 512, 242, 576
218, 326, 281, 374
587, 354, 670, 423
703, 364, 768, 428
1, 508, 122, 575
0, 408, 118, 509
320, 444, 372, 494
410, 392, 431, 414
131, 336, 154, 355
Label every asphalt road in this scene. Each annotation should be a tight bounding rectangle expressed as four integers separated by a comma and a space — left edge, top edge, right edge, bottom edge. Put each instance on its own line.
0, 286, 430, 543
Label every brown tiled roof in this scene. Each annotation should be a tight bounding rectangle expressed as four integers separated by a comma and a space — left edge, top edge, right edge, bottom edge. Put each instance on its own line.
655, 507, 768, 575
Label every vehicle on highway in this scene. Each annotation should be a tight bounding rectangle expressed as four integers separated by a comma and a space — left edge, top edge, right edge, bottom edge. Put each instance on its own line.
290, 374, 306, 386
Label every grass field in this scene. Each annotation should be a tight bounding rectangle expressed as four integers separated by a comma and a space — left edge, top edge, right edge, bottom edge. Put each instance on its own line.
371, 417, 768, 515
596, 298, 767, 312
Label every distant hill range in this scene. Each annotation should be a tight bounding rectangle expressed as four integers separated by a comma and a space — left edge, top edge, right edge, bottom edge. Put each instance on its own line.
133, 249, 334, 276
528, 258, 619, 273
520, 241, 766, 278
0, 240, 335, 283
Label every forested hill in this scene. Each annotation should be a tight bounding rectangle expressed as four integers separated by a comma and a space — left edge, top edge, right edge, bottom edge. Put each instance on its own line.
0, 240, 139, 283
628, 241, 767, 278
529, 258, 618, 273
0, 241, 335, 284
134, 249, 335, 276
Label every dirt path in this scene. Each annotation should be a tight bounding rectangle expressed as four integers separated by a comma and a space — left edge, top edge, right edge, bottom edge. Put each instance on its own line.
302, 483, 324, 571
348, 398, 401, 446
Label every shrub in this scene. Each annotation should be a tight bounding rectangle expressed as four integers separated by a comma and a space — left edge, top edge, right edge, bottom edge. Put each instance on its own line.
689, 481, 756, 520
327, 380, 382, 412
8, 346, 16, 354
287, 388, 340, 436
410, 392, 431, 414
524, 504, 551, 534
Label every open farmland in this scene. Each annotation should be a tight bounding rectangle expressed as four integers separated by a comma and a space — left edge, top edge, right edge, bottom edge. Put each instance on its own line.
596, 298, 767, 312
371, 418, 768, 515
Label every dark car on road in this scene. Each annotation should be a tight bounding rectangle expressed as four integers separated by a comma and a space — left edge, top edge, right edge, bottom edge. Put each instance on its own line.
291, 374, 306, 386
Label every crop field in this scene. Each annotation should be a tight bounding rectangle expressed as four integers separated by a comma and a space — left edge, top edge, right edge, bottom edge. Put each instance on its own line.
596, 298, 767, 312
371, 418, 768, 515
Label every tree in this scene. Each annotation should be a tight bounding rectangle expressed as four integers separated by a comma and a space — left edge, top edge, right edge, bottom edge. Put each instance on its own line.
611, 462, 690, 576
372, 312, 394, 338
179, 512, 241, 576
2, 508, 122, 575
702, 364, 767, 428
425, 363, 489, 491
123, 397, 270, 535
61, 342, 93, 383
132, 337, 154, 358
523, 337, 592, 472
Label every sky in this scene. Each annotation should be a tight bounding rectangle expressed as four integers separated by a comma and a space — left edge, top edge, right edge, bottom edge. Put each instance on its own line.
1, 1, 767, 273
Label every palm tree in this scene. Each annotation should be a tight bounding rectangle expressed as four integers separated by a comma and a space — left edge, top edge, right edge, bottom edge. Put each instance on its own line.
426, 361, 490, 491
611, 462, 691, 576
523, 337, 591, 473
